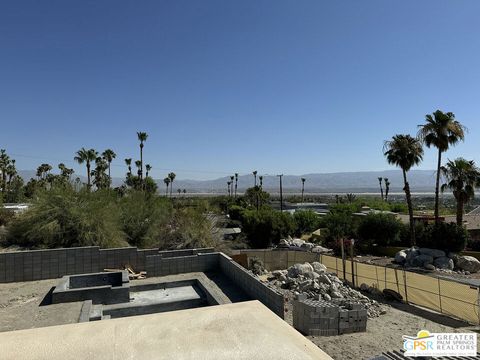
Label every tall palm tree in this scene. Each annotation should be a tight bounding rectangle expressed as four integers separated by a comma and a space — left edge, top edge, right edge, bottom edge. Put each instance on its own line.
102, 149, 116, 179
378, 177, 384, 201
163, 177, 171, 196
145, 164, 152, 178
384, 178, 390, 202
234, 173, 238, 198
74, 148, 98, 190
301, 178, 306, 204
168, 172, 176, 197
227, 181, 232, 197
384, 134, 424, 246
253, 171, 257, 186
441, 158, 480, 226
124, 158, 132, 176
418, 110, 466, 224
259, 176, 263, 189
230, 175, 234, 195
137, 132, 148, 180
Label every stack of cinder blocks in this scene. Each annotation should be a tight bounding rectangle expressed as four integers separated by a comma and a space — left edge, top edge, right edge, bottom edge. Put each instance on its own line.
293, 295, 367, 336
338, 303, 367, 334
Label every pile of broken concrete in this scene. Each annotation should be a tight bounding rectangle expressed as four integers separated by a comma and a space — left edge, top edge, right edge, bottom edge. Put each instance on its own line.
394, 247, 480, 274
277, 237, 332, 254
268, 262, 386, 318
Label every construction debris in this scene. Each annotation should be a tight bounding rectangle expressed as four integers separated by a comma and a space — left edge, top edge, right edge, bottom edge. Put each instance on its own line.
104, 265, 146, 280
267, 262, 386, 318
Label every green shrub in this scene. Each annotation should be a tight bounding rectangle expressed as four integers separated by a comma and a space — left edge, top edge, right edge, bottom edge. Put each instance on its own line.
293, 210, 321, 236
241, 209, 296, 248
0, 208, 15, 226
7, 187, 127, 248
119, 192, 172, 248
417, 222, 468, 252
357, 213, 404, 248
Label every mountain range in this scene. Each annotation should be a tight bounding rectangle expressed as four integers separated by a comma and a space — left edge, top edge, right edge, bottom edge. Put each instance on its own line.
18, 169, 438, 193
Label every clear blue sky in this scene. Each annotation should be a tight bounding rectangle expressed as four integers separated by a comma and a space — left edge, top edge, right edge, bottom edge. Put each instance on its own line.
1, 1, 480, 180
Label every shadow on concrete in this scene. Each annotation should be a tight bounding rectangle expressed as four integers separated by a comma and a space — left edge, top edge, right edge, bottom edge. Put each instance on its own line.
387, 300, 471, 328
39, 287, 54, 307
204, 272, 251, 303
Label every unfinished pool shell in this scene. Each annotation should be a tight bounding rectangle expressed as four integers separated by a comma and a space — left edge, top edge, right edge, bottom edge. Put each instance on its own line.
52, 271, 130, 305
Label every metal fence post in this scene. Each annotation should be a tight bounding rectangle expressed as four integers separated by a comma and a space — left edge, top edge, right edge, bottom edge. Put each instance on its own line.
438, 278, 443, 314
403, 269, 409, 304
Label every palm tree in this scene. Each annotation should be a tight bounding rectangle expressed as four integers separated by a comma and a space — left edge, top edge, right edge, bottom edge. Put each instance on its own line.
74, 148, 98, 190
135, 160, 142, 177
384, 134, 424, 246
163, 177, 171, 196
230, 175, 234, 196
384, 178, 390, 202
227, 181, 232, 197
137, 132, 148, 180
234, 173, 238, 198
418, 110, 466, 224
259, 176, 263, 189
441, 158, 480, 226
301, 178, 306, 204
124, 158, 132, 176
168, 172, 176, 197
145, 164, 152, 178
378, 177, 384, 201
102, 149, 116, 179
253, 170, 257, 186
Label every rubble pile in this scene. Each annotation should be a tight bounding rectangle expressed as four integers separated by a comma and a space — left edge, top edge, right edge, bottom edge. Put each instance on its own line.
276, 237, 332, 254
394, 247, 480, 274
268, 262, 386, 318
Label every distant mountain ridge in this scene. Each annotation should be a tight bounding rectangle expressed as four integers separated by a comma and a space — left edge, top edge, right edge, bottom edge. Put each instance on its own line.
18, 169, 438, 193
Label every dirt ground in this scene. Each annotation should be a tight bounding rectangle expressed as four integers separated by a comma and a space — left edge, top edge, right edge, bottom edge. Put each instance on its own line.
282, 290, 479, 360
0, 279, 82, 333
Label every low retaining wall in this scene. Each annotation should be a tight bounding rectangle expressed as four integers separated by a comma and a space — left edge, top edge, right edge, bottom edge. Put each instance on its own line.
0, 247, 214, 283
219, 253, 285, 319
238, 250, 320, 271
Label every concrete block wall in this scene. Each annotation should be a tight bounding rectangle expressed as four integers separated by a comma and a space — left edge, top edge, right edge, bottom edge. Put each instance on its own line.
0, 246, 215, 283
145, 252, 220, 277
293, 298, 367, 336
219, 253, 285, 319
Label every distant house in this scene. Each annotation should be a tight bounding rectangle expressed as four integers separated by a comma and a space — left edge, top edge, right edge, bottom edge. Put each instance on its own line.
2, 203, 29, 214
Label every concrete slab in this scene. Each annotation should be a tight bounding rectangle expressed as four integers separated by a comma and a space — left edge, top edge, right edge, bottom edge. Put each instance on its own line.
0, 300, 332, 360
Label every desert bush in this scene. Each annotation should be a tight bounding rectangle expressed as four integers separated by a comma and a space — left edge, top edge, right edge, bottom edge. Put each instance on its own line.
0, 208, 15, 226
417, 222, 468, 252
293, 210, 321, 236
357, 213, 405, 248
119, 191, 172, 248
156, 207, 217, 249
6, 187, 127, 248
241, 209, 296, 248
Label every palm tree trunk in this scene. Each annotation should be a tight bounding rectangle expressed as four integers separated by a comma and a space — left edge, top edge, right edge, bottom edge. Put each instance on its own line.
87, 162, 91, 190
456, 197, 464, 227
166, 184, 168, 196
403, 170, 416, 246
434, 148, 442, 224
403, 169, 415, 246
140, 145, 143, 181
170, 180, 173, 197
301, 183, 305, 204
